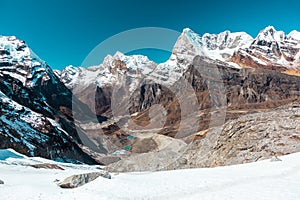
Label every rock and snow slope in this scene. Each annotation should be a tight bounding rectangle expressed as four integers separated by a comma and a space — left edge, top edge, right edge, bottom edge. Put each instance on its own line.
0, 149, 300, 200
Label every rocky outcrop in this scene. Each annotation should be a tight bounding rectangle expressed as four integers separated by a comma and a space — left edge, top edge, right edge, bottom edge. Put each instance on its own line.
104, 57, 300, 140
0, 179, 4, 184
58, 171, 111, 188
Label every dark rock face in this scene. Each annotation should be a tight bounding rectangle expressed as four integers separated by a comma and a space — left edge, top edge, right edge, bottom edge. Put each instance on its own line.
189, 58, 300, 111
0, 179, 4, 184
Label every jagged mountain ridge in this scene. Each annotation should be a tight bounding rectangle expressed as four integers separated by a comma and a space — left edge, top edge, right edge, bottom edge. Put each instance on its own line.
57, 26, 300, 91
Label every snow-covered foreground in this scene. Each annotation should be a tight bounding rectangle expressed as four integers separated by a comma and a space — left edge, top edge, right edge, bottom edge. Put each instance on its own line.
1, 149, 300, 200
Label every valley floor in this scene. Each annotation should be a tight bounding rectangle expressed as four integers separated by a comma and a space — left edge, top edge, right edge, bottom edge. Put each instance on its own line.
0, 149, 300, 200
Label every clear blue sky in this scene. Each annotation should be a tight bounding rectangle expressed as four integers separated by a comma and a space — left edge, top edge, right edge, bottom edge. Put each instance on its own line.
1, 0, 299, 69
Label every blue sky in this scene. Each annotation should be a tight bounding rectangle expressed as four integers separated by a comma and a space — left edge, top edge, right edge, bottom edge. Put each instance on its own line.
1, 0, 299, 69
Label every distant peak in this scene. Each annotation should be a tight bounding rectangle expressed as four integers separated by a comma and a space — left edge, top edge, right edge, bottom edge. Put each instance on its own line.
262, 25, 277, 32
65, 65, 76, 70
288, 30, 300, 41
220, 30, 231, 35
113, 51, 125, 58
182, 27, 195, 34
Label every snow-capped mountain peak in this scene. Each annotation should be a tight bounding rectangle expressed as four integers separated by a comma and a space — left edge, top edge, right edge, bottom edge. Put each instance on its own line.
0, 36, 55, 88
288, 30, 300, 41
229, 26, 300, 71
103, 51, 154, 70
57, 51, 156, 90
255, 26, 286, 42
57, 26, 300, 91
173, 28, 253, 62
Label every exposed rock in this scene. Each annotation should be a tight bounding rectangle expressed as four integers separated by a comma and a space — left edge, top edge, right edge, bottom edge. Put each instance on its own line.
0, 179, 4, 184
106, 100, 300, 172
29, 163, 64, 170
58, 171, 111, 188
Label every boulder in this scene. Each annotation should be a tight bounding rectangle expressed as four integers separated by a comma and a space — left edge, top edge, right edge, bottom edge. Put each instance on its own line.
58, 171, 111, 188
0, 179, 4, 184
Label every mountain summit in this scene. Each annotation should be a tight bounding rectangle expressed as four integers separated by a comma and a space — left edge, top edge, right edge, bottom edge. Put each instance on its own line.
229, 26, 300, 73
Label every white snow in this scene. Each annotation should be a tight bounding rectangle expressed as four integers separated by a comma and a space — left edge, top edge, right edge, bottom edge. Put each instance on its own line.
0, 149, 300, 200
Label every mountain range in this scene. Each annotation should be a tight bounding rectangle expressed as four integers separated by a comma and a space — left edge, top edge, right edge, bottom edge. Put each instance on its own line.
1, 26, 300, 171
